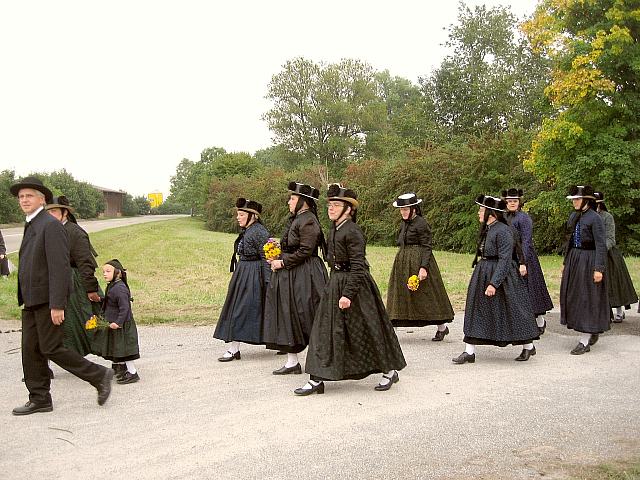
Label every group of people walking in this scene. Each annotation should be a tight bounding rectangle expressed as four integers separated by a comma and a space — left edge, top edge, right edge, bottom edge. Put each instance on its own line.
8, 176, 140, 416
213, 181, 638, 395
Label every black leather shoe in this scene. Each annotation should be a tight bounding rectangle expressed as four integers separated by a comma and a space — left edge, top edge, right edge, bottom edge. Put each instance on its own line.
613, 312, 625, 323
588, 334, 599, 346
294, 381, 324, 396
12, 401, 53, 416
117, 372, 140, 384
570, 343, 590, 355
276, 351, 287, 355
538, 319, 546, 335
273, 363, 302, 375
452, 352, 475, 364
96, 369, 114, 406
515, 346, 536, 361
374, 371, 399, 391
218, 351, 241, 362
112, 363, 127, 379
432, 326, 450, 342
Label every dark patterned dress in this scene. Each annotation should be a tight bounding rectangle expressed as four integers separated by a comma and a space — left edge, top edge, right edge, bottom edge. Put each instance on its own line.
507, 211, 553, 316
387, 216, 454, 326
463, 221, 539, 346
263, 210, 328, 353
0, 229, 9, 276
214, 222, 271, 345
598, 210, 638, 309
305, 219, 406, 381
560, 209, 610, 334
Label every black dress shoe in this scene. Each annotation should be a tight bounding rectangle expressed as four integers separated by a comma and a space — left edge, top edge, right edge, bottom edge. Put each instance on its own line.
452, 352, 475, 364
432, 326, 450, 342
218, 351, 241, 362
117, 372, 140, 384
588, 334, 599, 346
112, 363, 127, 379
276, 351, 287, 355
613, 312, 625, 323
96, 369, 114, 406
538, 320, 546, 335
570, 343, 590, 355
294, 381, 325, 396
273, 363, 302, 375
515, 346, 536, 361
12, 401, 53, 416
374, 370, 399, 391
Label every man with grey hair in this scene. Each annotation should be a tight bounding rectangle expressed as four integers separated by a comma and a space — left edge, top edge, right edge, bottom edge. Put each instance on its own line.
9, 176, 113, 415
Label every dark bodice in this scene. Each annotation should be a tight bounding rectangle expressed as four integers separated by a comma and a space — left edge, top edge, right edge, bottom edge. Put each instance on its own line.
328, 219, 370, 301
566, 209, 607, 272
238, 223, 270, 261
281, 210, 323, 269
479, 221, 515, 289
396, 215, 432, 270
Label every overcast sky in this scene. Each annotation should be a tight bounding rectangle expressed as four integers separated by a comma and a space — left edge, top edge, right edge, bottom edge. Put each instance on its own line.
0, 1, 537, 198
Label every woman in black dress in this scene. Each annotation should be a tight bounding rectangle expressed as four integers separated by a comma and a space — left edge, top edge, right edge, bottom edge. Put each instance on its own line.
295, 184, 406, 395
0, 229, 9, 278
263, 182, 328, 375
560, 186, 610, 354
593, 192, 637, 322
214, 198, 271, 361
453, 195, 538, 364
387, 193, 454, 340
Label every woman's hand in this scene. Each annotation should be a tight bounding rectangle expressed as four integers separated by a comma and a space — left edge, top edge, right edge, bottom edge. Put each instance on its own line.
519, 265, 527, 277
485, 285, 496, 297
338, 296, 351, 310
418, 267, 428, 281
271, 259, 284, 271
593, 271, 603, 283
109, 322, 120, 329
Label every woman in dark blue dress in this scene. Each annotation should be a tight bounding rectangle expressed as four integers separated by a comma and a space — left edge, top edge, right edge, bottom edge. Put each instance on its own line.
214, 198, 271, 361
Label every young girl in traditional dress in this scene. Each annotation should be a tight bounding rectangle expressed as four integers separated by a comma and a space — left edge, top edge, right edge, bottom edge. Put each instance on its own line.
99, 259, 140, 383
593, 192, 638, 322
502, 188, 553, 335
453, 195, 539, 364
560, 186, 610, 354
295, 184, 406, 395
386, 193, 454, 341
214, 198, 270, 361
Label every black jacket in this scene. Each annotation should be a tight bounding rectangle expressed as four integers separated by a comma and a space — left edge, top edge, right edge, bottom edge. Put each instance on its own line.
65, 221, 99, 293
396, 215, 432, 270
281, 210, 323, 269
18, 209, 71, 309
103, 280, 133, 326
328, 219, 370, 301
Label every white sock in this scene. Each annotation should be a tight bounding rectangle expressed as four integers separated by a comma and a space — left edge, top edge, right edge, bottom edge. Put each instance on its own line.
465, 343, 475, 355
579, 334, 590, 346
228, 341, 240, 354
299, 379, 320, 391
285, 353, 298, 368
523, 343, 534, 351
125, 361, 137, 374
379, 370, 396, 386
437, 324, 447, 332
616, 307, 623, 316
536, 316, 546, 328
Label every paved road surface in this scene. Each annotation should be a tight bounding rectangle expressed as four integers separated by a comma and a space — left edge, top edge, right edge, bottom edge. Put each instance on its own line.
1, 311, 638, 480
1, 215, 188, 253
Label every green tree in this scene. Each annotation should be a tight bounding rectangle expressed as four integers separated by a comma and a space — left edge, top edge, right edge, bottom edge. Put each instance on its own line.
264, 57, 386, 175
121, 194, 138, 217
523, 0, 640, 253
0, 170, 23, 223
133, 195, 151, 215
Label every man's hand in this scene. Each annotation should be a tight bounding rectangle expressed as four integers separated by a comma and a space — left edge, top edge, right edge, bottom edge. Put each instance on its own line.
51, 309, 65, 325
519, 265, 527, 277
88, 292, 101, 302
338, 296, 351, 310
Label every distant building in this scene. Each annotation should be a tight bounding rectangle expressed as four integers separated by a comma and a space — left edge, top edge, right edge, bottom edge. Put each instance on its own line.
92, 185, 125, 217
147, 192, 163, 209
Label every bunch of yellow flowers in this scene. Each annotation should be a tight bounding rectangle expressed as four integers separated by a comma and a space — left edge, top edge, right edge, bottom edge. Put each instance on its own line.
263, 238, 282, 261
406, 275, 420, 292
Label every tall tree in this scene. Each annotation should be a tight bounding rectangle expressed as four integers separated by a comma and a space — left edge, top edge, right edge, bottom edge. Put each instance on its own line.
523, 0, 640, 253
263, 57, 386, 174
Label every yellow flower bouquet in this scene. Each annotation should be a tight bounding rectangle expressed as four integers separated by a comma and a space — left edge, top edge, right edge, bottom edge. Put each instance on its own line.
407, 275, 420, 292
263, 238, 282, 261
85, 314, 110, 331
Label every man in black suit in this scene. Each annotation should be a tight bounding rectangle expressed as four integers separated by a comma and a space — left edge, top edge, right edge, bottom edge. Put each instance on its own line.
10, 176, 113, 415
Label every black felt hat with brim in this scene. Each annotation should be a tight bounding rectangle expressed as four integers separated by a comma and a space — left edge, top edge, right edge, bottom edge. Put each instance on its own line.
475, 194, 507, 212
566, 185, 595, 200
236, 197, 262, 216
327, 184, 359, 209
288, 181, 320, 200
593, 191, 605, 203
10, 176, 53, 203
501, 188, 524, 200
392, 193, 422, 208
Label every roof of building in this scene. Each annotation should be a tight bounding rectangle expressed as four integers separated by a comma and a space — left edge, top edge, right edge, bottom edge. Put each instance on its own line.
91, 185, 125, 194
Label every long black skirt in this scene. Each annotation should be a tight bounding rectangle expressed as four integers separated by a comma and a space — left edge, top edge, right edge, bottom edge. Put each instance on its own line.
523, 251, 554, 316
606, 247, 638, 308
63, 268, 102, 356
91, 318, 140, 362
463, 259, 539, 346
560, 249, 610, 334
387, 246, 454, 327
305, 271, 407, 381
263, 256, 328, 353
213, 260, 268, 345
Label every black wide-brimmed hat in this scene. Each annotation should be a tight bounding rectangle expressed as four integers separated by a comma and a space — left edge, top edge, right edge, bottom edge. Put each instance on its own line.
10, 176, 53, 203
235, 197, 262, 216
475, 194, 507, 212
566, 185, 595, 200
327, 183, 359, 208
392, 193, 423, 208
501, 188, 524, 200
288, 181, 320, 201
593, 191, 605, 203
45, 195, 75, 213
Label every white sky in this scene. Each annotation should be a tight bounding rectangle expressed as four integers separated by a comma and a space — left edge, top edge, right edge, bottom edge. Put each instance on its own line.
0, 1, 536, 198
